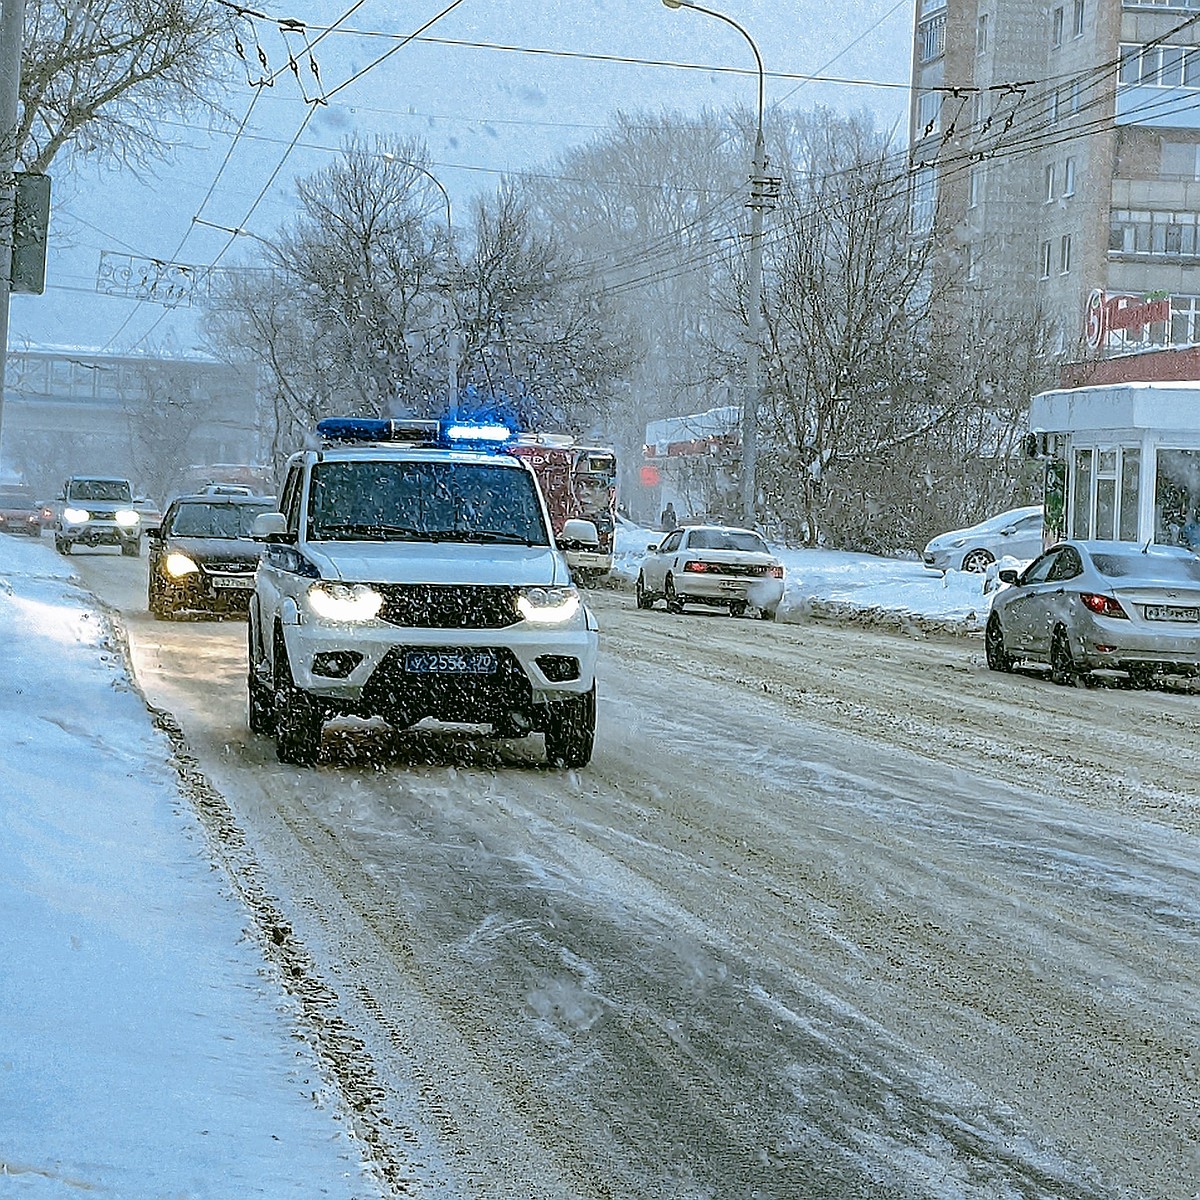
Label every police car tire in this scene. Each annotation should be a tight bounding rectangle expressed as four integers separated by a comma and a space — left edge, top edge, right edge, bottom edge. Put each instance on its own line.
273, 637, 322, 765
247, 621, 275, 735
248, 673, 275, 735
55, 536, 70, 555
543, 685, 595, 768
275, 687, 322, 765
122, 539, 142, 557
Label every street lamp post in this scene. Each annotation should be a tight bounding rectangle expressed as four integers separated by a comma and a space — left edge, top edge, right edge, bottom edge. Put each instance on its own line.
661, 0, 775, 528
383, 154, 459, 418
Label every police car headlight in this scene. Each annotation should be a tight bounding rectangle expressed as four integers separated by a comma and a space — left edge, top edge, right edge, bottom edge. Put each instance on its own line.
63, 507, 90, 524
516, 586, 581, 624
165, 552, 199, 578
307, 582, 383, 622
115, 509, 140, 527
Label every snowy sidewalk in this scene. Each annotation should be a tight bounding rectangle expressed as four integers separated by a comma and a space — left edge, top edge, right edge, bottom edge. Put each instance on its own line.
0, 536, 377, 1199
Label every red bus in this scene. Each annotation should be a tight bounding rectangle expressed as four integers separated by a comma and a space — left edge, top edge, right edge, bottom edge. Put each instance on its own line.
509, 435, 617, 582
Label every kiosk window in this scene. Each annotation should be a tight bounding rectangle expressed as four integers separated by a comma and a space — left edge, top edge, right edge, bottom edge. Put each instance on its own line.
1119, 448, 1140, 541
1156, 449, 1200, 547
1071, 448, 1093, 537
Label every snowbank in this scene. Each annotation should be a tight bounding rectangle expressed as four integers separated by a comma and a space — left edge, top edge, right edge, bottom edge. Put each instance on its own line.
0, 536, 375, 1199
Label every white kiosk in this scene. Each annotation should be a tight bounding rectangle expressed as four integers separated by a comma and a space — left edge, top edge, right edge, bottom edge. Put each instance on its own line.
1028, 381, 1200, 548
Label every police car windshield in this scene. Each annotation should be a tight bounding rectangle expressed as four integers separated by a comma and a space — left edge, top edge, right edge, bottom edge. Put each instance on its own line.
307, 460, 550, 546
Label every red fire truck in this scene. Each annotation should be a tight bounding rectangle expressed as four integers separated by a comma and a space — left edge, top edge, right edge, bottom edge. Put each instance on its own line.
509, 435, 618, 582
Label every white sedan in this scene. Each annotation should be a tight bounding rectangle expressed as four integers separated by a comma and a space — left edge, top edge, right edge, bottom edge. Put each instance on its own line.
636, 525, 784, 619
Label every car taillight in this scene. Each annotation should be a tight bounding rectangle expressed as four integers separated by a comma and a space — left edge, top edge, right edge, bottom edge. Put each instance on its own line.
1080, 592, 1129, 619
683, 560, 710, 573
768, 565, 784, 579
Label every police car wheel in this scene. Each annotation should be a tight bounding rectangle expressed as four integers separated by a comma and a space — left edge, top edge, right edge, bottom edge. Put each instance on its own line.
543, 685, 596, 768
55, 536, 70, 555
275, 687, 322, 765
247, 621, 276, 735
273, 639, 323, 765
122, 539, 142, 558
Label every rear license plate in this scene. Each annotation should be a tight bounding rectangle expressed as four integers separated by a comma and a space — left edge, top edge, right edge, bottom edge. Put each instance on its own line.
1145, 604, 1200, 622
213, 576, 254, 589
718, 580, 742, 591
404, 650, 497, 675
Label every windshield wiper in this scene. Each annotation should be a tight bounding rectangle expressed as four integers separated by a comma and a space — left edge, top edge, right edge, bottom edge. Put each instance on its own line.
453, 530, 540, 545
313, 523, 428, 540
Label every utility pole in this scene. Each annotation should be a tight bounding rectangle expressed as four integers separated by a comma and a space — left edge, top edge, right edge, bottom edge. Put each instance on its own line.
0, 0, 25, 464
661, 0, 776, 528
744, 130, 767, 530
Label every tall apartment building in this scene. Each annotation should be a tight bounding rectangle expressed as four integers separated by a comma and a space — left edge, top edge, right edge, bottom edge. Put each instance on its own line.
910, 0, 1200, 358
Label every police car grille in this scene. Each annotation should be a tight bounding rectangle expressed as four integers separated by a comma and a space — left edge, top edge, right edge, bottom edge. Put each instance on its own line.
376, 584, 520, 629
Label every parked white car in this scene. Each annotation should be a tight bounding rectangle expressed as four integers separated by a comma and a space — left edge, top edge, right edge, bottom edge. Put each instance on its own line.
636, 524, 784, 619
922, 506, 1044, 573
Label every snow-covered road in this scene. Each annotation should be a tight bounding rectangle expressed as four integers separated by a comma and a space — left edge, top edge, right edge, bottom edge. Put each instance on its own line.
69, 549, 1200, 1200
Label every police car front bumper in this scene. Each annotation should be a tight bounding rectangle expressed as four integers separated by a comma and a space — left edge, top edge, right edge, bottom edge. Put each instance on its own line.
280, 613, 598, 724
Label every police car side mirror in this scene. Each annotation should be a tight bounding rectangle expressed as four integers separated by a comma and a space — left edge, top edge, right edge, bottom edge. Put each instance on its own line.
251, 512, 289, 541
560, 518, 599, 548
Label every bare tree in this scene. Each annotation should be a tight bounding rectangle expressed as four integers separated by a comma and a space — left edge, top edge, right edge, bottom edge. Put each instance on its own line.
204, 138, 451, 457
17, 0, 234, 170
456, 183, 640, 434
122, 358, 208, 500
749, 109, 1054, 552
523, 112, 743, 507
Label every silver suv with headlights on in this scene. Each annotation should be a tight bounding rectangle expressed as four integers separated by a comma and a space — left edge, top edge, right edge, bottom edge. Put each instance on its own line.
54, 475, 142, 556
247, 418, 600, 767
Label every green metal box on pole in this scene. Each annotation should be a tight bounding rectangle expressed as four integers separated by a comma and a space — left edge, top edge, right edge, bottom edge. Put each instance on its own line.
12, 172, 50, 296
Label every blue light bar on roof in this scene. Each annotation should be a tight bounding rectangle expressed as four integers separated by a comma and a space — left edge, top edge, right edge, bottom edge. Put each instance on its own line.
316, 417, 439, 444
441, 422, 514, 445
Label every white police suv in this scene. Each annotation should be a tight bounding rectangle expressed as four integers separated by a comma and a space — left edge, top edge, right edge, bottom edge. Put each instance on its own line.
247, 418, 600, 767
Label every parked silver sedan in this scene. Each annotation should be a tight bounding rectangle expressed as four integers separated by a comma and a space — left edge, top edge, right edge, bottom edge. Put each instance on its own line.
985, 540, 1200, 686
636, 524, 784, 619
923, 505, 1043, 573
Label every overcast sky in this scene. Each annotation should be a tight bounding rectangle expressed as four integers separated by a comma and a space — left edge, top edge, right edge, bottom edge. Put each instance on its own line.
10, 0, 913, 355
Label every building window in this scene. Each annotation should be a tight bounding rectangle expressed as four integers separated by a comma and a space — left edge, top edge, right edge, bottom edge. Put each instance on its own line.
1064, 156, 1076, 196
1069, 81, 1082, 112
977, 13, 988, 55
916, 90, 941, 135
911, 165, 937, 234
1126, 0, 1200, 7
1171, 294, 1200, 343
1160, 141, 1200, 179
969, 165, 985, 208
1040, 240, 1053, 278
1060, 233, 1072, 273
1119, 42, 1200, 88
1110, 209, 1200, 257
918, 14, 946, 62
1045, 163, 1056, 201
1072, 0, 1084, 38
1052, 6, 1064, 47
